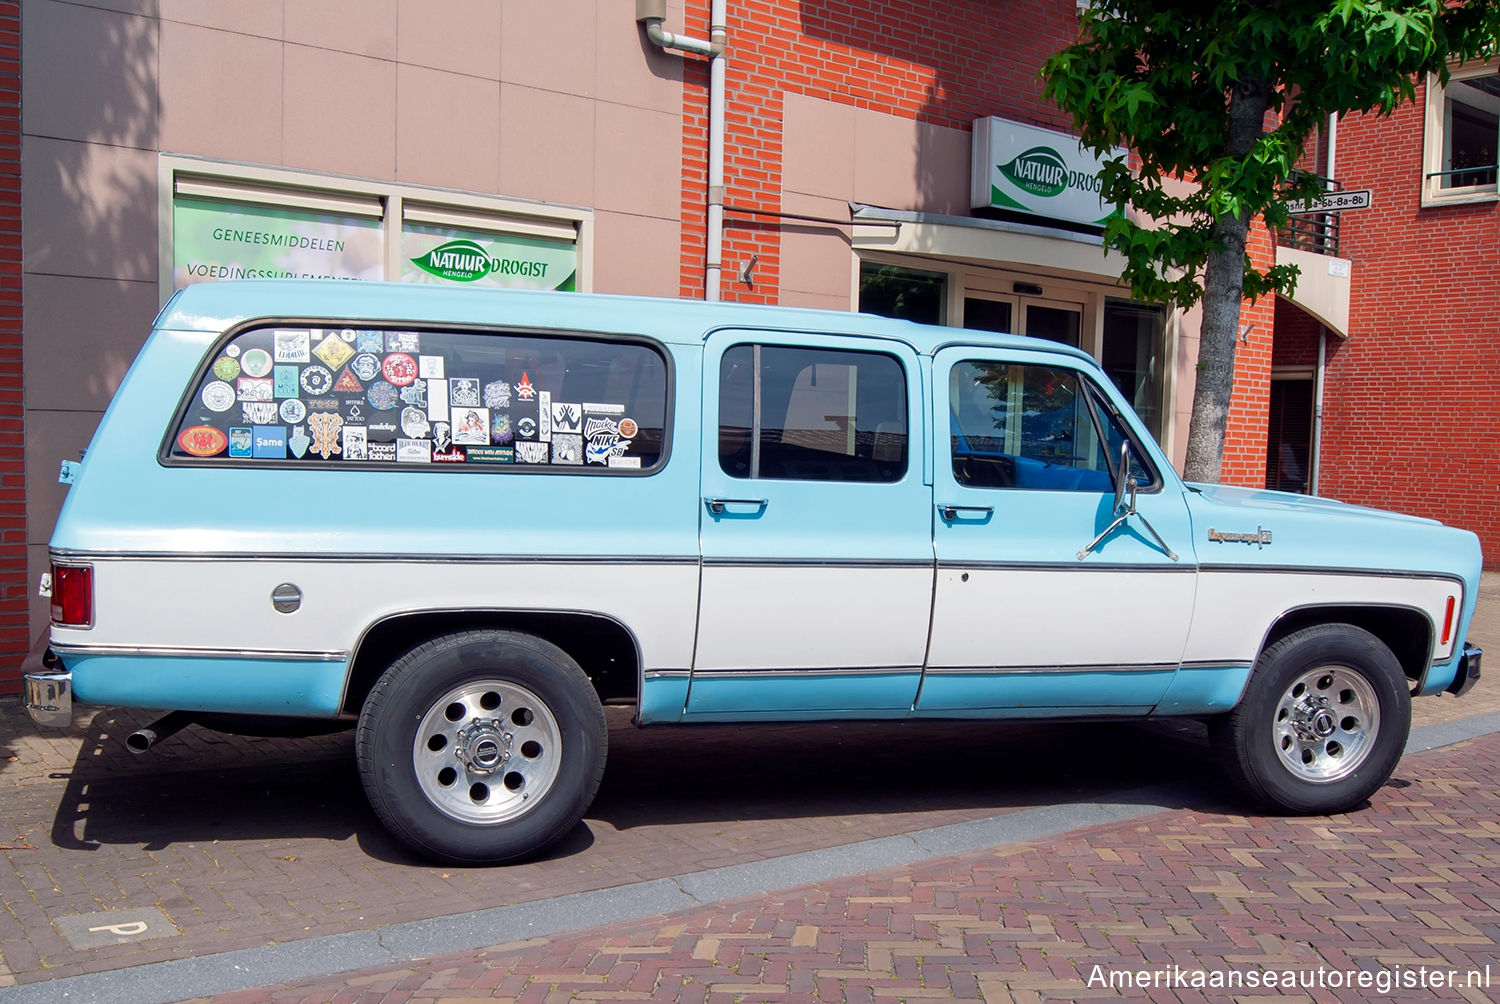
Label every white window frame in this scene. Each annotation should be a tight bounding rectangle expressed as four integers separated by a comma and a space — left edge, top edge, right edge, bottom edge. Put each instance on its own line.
1421, 58, 1500, 207
157, 154, 594, 303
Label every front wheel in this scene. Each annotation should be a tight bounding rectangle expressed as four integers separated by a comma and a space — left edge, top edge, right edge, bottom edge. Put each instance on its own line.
1213, 624, 1410, 814
356, 630, 607, 864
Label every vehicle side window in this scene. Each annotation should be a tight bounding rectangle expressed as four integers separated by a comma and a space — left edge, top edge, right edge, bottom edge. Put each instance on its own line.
719, 344, 908, 483
949, 361, 1151, 492
167, 325, 668, 471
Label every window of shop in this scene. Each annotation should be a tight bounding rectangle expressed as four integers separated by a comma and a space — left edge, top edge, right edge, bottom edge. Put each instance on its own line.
1424, 62, 1500, 203
161, 158, 590, 299
167, 325, 666, 471
1101, 299, 1165, 443
719, 344, 908, 483
857, 262, 946, 325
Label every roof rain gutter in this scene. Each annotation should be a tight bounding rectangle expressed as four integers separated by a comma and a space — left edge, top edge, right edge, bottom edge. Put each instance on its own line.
637, 0, 727, 300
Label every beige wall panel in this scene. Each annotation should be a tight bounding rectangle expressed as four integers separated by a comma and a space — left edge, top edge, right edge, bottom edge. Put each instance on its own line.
853, 108, 969, 215
283, 45, 397, 179
501, 0, 596, 97
27, 543, 51, 642
590, 211, 680, 298
398, 65, 501, 193
498, 84, 595, 207
157, 0, 282, 38
779, 289, 852, 312
159, 21, 282, 163
23, 139, 157, 282
287, 0, 398, 61
25, 409, 107, 549
595, 0, 683, 116
23, 275, 159, 413
397, 0, 501, 80
779, 219, 855, 306
22, 1, 158, 148
594, 102, 680, 220
781, 93, 855, 201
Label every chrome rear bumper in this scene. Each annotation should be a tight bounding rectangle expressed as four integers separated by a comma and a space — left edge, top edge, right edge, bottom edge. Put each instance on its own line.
1447, 643, 1483, 697
20, 631, 72, 728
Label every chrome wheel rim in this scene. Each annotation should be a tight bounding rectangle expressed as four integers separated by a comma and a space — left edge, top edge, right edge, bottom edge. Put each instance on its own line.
1273, 666, 1380, 783
413, 680, 562, 824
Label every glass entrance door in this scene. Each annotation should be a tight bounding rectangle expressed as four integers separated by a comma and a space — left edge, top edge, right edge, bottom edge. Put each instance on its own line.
1019, 299, 1083, 348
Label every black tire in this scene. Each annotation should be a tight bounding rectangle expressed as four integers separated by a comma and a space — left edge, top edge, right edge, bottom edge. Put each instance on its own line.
355, 629, 607, 865
1212, 623, 1410, 814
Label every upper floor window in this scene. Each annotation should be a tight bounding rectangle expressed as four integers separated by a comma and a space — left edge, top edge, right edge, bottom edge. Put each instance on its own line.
1424, 61, 1500, 204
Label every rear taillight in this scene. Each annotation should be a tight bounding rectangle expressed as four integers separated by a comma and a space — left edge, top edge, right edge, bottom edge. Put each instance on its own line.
1441, 595, 1456, 646
50, 563, 93, 628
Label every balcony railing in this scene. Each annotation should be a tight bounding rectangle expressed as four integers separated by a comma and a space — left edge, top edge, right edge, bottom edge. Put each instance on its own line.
1277, 174, 1342, 257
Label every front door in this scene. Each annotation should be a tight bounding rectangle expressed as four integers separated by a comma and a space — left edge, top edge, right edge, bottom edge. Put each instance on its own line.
689, 331, 933, 717
921, 345, 1197, 714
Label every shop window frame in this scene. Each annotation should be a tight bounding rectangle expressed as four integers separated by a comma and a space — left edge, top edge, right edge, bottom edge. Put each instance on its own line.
157, 155, 594, 302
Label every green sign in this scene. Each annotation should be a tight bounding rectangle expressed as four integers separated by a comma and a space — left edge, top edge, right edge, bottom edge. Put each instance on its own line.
172, 198, 384, 289
971, 118, 1124, 227
402, 224, 576, 291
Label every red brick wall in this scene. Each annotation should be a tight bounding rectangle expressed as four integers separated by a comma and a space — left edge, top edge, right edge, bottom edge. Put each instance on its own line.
1272, 298, 1322, 368
1319, 89, 1500, 562
675, 0, 1080, 302
1217, 221, 1277, 487
0, 1, 22, 693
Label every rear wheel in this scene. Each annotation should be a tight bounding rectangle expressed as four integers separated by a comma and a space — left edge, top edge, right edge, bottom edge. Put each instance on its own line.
356, 630, 606, 864
1213, 624, 1410, 814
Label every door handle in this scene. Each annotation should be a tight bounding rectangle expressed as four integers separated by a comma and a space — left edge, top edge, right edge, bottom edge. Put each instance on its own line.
937, 503, 994, 521
705, 497, 769, 515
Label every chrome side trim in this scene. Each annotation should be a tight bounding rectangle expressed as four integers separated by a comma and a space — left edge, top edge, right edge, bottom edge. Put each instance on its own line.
1178, 660, 1254, 672
924, 662, 1178, 676
642, 669, 691, 680
688, 665, 922, 679
1198, 564, 1465, 585
50, 549, 700, 566
938, 560, 1194, 574
702, 558, 933, 569
51, 643, 349, 662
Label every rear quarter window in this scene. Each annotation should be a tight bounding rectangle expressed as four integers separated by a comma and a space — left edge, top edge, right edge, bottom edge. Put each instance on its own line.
165, 325, 669, 472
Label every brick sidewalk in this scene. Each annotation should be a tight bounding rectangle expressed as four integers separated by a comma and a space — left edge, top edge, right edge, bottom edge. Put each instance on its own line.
209, 732, 1500, 1003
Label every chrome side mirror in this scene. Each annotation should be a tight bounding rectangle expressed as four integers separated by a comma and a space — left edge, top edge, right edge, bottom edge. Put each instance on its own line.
1113, 440, 1131, 515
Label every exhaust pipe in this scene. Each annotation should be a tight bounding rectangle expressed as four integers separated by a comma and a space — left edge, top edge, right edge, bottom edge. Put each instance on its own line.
127, 711, 196, 754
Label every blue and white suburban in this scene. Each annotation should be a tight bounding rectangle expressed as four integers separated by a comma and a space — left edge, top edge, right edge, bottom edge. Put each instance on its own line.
24, 280, 1484, 864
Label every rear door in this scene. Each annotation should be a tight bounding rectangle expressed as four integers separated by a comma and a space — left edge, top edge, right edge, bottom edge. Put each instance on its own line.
688, 330, 933, 717
921, 345, 1197, 714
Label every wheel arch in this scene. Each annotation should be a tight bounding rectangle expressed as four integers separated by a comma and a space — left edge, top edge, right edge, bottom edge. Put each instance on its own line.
1257, 604, 1434, 687
340, 609, 642, 716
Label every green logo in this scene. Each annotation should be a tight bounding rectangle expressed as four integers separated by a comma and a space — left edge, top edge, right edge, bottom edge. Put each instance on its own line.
999, 147, 1070, 198
411, 239, 492, 282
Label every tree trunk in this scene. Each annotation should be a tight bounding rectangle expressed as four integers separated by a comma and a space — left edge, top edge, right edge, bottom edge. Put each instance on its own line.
1181, 79, 1271, 484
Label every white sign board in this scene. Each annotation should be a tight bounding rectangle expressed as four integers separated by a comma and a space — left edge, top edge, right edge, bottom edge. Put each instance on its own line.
971, 117, 1125, 227
1286, 189, 1372, 214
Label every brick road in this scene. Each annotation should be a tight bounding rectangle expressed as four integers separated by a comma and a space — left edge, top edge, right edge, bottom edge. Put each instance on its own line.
208, 731, 1500, 1003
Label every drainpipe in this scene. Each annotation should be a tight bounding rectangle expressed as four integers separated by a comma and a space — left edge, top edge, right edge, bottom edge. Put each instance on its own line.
637, 0, 728, 301
1310, 113, 1337, 496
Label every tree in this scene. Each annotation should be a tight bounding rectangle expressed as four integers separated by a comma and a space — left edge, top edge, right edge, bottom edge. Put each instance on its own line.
1042, 0, 1500, 483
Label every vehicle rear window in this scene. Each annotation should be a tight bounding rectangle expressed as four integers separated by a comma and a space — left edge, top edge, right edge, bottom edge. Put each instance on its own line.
166, 325, 668, 471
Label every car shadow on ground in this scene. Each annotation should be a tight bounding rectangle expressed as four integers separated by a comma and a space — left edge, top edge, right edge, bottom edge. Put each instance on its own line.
47, 706, 1240, 866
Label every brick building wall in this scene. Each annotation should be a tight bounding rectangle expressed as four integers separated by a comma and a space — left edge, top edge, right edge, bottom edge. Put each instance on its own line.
1272, 298, 1321, 368
1320, 91, 1500, 560
674, 0, 1079, 304
0, 1, 21, 692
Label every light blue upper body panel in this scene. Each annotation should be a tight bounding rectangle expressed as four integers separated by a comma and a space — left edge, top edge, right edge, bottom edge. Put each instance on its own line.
56, 279, 1482, 595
